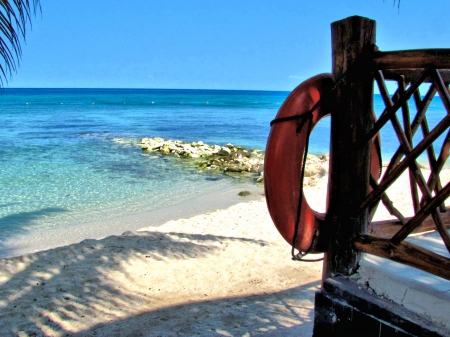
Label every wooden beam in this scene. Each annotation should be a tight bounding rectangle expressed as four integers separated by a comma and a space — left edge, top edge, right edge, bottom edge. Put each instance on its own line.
382, 69, 450, 84
374, 49, 450, 70
358, 66, 431, 162
354, 235, 450, 281
391, 181, 450, 245
368, 209, 450, 238
359, 113, 450, 214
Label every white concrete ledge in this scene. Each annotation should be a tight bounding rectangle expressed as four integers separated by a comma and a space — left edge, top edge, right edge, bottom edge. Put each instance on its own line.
352, 230, 450, 331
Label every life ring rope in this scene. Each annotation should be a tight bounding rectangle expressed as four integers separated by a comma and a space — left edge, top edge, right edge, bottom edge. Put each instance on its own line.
270, 76, 330, 261
270, 104, 316, 128
265, 74, 333, 260
291, 109, 315, 261
268, 76, 330, 261
266, 64, 382, 261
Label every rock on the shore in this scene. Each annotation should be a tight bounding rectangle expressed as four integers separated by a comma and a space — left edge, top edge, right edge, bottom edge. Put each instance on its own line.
113, 137, 329, 185
138, 137, 265, 180
303, 154, 329, 186
238, 191, 252, 196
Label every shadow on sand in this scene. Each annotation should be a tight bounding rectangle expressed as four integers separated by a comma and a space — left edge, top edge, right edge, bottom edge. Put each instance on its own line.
0, 230, 319, 336
72, 282, 319, 337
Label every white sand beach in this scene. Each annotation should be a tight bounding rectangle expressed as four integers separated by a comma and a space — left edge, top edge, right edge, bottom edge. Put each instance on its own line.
0, 167, 448, 336
0, 198, 323, 337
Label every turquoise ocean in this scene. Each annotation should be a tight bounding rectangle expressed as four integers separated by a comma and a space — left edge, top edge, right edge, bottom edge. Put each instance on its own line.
0, 88, 447, 258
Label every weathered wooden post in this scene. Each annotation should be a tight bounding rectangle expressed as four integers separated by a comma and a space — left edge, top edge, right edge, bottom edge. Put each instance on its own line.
323, 16, 376, 278
313, 15, 377, 335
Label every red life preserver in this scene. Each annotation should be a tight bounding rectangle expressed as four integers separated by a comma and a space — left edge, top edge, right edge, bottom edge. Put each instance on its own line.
264, 73, 381, 254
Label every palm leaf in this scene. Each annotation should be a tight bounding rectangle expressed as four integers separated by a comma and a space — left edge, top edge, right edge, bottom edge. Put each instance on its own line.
0, 0, 40, 86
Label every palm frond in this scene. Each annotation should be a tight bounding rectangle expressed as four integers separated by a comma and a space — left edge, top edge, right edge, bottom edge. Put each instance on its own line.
0, 0, 40, 86
383, 0, 401, 10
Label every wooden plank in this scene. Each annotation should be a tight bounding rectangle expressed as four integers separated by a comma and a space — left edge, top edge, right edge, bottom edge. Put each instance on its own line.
370, 71, 447, 233
430, 68, 450, 113
382, 86, 437, 192
374, 71, 436, 211
429, 132, 450, 191
368, 209, 450, 238
432, 211, 450, 254
370, 176, 407, 225
374, 49, 450, 70
423, 129, 450, 211
360, 66, 431, 155
354, 235, 450, 281
382, 69, 450, 83
397, 79, 421, 213
391, 181, 450, 244
358, 113, 450, 214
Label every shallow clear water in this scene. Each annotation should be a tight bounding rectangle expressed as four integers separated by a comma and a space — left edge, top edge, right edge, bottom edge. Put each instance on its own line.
0, 89, 287, 257
0, 88, 447, 257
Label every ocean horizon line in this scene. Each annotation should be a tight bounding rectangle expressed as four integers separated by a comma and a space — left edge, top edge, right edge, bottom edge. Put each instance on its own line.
2, 87, 292, 94
2, 87, 415, 100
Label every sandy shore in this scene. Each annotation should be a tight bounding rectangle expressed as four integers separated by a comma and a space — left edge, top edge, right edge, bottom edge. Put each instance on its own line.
0, 198, 323, 337
0, 182, 266, 260
1, 166, 448, 336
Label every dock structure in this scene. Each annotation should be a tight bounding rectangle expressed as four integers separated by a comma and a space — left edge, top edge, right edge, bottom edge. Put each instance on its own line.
313, 16, 450, 336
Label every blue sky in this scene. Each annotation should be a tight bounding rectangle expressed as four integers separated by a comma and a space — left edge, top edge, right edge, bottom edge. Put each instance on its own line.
8, 0, 450, 90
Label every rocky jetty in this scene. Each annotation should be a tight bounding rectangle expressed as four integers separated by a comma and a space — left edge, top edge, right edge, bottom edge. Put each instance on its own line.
114, 137, 329, 186
138, 137, 265, 181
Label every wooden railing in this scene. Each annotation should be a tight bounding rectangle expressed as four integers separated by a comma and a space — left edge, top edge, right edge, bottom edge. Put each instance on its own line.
324, 16, 450, 282
354, 60, 450, 281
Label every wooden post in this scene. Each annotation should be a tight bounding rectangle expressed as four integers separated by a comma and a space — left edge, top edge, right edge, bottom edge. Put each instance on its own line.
323, 16, 376, 278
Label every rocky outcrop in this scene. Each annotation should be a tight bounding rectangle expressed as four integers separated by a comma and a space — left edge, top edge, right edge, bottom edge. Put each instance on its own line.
303, 154, 329, 186
113, 137, 329, 186
138, 137, 265, 181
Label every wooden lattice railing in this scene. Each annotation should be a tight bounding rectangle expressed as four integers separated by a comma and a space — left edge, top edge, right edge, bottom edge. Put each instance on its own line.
353, 50, 450, 281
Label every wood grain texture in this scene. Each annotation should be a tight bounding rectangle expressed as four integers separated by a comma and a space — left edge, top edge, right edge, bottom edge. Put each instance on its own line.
354, 235, 450, 281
